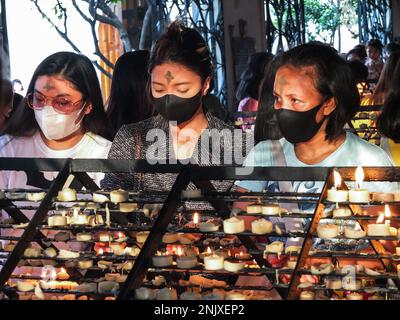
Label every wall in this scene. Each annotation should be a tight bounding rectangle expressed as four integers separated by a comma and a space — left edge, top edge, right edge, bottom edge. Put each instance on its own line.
222, 0, 265, 111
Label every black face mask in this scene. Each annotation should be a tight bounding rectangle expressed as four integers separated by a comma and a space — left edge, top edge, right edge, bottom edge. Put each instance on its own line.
152, 91, 202, 124
275, 102, 325, 144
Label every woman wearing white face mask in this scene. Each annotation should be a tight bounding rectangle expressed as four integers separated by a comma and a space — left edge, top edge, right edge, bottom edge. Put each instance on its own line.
0, 51, 112, 190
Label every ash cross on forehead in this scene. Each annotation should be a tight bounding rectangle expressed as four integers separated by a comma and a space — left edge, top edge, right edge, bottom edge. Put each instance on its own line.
165, 71, 174, 84
43, 81, 55, 91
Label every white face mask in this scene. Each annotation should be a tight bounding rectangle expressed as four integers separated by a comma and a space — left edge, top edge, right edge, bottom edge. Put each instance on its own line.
34, 104, 86, 140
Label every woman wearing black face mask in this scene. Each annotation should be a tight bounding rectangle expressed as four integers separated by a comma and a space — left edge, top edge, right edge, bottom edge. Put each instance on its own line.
236, 43, 395, 195
232, 44, 397, 290
102, 21, 248, 194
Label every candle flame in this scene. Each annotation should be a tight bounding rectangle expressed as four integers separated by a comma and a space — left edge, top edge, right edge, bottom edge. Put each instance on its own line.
41, 270, 46, 279
193, 212, 199, 225
334, 170, 342, 189
51, 269, 56, 281
98, 248, 104, 255
385, 205, 391, 219
354, 223, 361, 231
376, 214, 385, 224
355, 166, 364, 187
177, 246, 183, 256
60, 268, 66, 273
206, 247, 212, 254
240, 251, 243, 256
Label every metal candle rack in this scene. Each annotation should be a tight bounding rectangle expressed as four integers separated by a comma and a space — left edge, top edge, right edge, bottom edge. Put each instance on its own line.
0, 159, 399, 300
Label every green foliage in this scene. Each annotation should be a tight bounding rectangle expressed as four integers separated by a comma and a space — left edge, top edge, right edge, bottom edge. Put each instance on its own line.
304, 0, 358, 45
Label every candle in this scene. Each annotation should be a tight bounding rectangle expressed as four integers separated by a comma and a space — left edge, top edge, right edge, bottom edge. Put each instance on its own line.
234, 251, 251, 260
193, 212, 199, 226
246, 203, 263, 214
372, 192, 394, 202
223, 217, 245, 234
261, 204, 281, 216
114, 232, 128, 243
199, 219, 220, 232
317, 224, 339, 239
223, 259, 246, 272
176, 256, 198, 269
344, 223, 366, 239
251, 218, 273, 234
199, 247, 213, 260
327, 170, 348, 203
203, 254, 224, 270
367, 213, 390, 236
57, 268, 70, 280
105, 203, 110, 227
152, 252, 173, 267
349, 166, 370, 203
176, 246, 183, 257
97, 248, 104, 256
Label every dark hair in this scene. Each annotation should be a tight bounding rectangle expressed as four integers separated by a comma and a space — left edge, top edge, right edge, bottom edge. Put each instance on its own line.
0, 79, 13, 109
235, 52, 274, 101
273, 42, 360, 141
384, 42, 400, 57
202, 94, 231, 123
366, 38, 383, 53
254, 56, 282, 143
347, 60, 368, 84
374, 50, 400, 103
106, 50, 154, 138
376, 51, 400, 142
149, 21, 212, 83
3, 51, 112, 140
346, 46, 367, 62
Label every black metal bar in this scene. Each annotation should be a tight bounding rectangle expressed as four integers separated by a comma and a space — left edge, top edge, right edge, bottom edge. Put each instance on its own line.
286, 169, 332, 300
0, 159, 71, 287
71, 172, 100, 192
117, 167, 191, 300
191, 179, 287, 297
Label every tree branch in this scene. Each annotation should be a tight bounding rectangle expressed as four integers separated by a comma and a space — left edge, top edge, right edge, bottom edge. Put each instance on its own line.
82, 0, 131, 52
30, 0, 112, 79
31, 0, 81, 53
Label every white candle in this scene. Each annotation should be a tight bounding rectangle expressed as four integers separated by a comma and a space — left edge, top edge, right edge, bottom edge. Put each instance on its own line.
152, 253, 173, 267
367, 214, 390, 236
349, 166, 370, 203
204, 254, 224, 270
223, 217, 245, 234
251, 218, 273, 234
223, 259, 245, 273
317, 224, 339, 239
344, 225, 366, 239
193, 212, 199, 226
105, 203, 110, 227
327, 170, 348, 203
176, 256, 198, 269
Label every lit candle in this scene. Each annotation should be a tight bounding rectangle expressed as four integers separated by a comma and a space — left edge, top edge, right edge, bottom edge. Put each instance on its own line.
234, 251, 251, 260
327, 170, 348, 203
199, 247, 213, 260
367, 213, 390, 236
203, 254, 224, 270
193, 212, 199, 227
98, 248, 104, 256
176, 246, 183, 257
152, 251, 173, 267
384, 205, 397, 236
56, 268, 70, 280
349, 166, 370, 203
